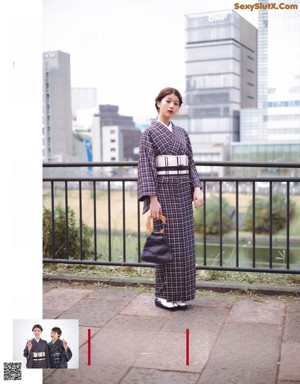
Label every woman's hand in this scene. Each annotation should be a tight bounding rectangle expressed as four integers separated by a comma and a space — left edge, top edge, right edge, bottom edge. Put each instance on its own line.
62, 339, 68, 351
193, 188, 204, 208
27, 339, 32, 352
150, 195, 162, 219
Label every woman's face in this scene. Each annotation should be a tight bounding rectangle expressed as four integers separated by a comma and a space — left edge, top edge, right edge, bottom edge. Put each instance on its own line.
51, 331, 59, 342
33, 328, 42, 339
157, 93, 180, 120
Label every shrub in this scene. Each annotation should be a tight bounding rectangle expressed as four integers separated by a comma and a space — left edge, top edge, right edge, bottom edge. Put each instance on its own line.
43, 205, 94, 259
194, 196, 233, 234
244, 192, 296, 234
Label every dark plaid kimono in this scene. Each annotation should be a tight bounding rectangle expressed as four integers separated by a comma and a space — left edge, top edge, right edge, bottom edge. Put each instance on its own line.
48, 339, 72, 368
23, 338, 50, 368
138, 121, 201, 302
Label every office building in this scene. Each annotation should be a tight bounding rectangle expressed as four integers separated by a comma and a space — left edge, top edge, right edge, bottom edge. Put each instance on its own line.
233, 0, 300, 170
92, 105, 141, 162
42, 51, 74, 162
183, 9, 257, 170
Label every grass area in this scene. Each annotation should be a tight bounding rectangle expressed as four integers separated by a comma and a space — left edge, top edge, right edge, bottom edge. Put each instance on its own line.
43, 263, 300, 287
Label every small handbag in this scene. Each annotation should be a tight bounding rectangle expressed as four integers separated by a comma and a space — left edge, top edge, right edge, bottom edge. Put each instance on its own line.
140, 214, 173, 264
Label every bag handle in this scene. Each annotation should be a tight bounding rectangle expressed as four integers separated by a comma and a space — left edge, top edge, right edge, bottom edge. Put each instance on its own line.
146, 214, 166, 234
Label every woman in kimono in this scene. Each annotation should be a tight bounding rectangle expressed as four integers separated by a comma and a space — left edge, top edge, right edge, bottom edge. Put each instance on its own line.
23, 324, 50, 368
48, 327, 72, 368
138, 87, 204, 311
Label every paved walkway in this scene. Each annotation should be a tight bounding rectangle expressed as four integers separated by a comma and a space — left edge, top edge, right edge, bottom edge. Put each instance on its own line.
43, 280, 300, 384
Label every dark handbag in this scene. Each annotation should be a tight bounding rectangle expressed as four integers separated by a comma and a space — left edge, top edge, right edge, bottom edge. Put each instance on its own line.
141, 214, 173, 264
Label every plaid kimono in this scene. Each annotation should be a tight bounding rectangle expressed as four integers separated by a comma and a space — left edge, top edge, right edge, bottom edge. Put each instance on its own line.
23, 338, 50, 368
138, 121, 201, 302
48, 339, 72, 369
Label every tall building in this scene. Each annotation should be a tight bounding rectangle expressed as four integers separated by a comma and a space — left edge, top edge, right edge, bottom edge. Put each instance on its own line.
42, 51, 73, 162
92, 105, 141, 162
233, 0, 300, 169
183, 9, 257, 169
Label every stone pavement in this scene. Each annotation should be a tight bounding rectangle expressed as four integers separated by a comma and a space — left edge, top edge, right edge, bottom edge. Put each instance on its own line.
43, 280, 300, 384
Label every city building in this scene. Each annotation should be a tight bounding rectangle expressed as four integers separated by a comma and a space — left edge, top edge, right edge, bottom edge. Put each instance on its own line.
232, 0, 300, 171
92, 105, 141, 162
181, 9, 257, 174
42, 51, 74, 162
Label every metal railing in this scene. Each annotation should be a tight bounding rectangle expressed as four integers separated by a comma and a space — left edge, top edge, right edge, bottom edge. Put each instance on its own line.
43, 161, 300, 274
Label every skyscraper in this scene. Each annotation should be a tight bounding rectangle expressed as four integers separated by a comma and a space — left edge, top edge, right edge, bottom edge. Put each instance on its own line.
42, 51, 73, 162
234, 0, 300, 166
183, 9, 257, 167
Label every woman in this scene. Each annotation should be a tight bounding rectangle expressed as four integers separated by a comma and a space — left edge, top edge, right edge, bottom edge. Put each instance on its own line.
48, 327, 72, 368
138, 87, 204, 311
23, 324, 50, 368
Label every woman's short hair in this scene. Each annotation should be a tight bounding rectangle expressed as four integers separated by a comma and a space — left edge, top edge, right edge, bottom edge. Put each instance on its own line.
155, 87, 183, 112
32, 324, 43, 332
51, 327, 62, 337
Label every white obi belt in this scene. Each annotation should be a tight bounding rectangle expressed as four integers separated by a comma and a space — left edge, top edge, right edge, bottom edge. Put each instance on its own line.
156, 155, 189, 175
33, 352, 46, 360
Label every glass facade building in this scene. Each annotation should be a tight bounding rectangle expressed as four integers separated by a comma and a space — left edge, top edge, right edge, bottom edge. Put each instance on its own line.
183, 10, 257, 166
235, 0, 300, 166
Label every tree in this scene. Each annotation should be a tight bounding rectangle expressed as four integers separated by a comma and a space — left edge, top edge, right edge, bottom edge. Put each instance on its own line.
244, 192, 296, 234
194, 196, 233, 234
43, 205, 93, 259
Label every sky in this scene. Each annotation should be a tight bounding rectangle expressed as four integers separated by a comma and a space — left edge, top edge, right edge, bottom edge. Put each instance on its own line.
43, 0, 258, 122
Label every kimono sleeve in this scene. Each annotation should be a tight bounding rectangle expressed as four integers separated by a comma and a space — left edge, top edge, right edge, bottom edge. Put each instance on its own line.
185, 131, 201, 190
137, 130, 158, 212
23, 344, 33, 368
45, 341, 51, 368
65, 347, 72, 362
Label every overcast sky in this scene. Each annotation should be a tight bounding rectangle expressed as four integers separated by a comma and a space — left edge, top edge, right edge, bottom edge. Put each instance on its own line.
43, 0, 258, 122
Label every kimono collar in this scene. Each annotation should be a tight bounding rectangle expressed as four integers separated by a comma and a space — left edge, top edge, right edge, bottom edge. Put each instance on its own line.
155, 120, 173, 132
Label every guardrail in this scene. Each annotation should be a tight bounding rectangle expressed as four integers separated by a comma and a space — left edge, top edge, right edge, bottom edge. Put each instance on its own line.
43, 161, 300, 274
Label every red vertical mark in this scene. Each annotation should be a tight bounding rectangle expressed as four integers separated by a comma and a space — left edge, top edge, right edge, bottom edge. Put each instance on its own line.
186, 328, 190, 366
88, 328, 91, 365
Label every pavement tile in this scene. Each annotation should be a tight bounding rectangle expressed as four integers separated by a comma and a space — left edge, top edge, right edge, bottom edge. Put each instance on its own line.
120, 293, 174, 318
193, 294, 234, 308
79, 326, 101, 347
161, 306, 229, 336
81, 328, 160, 367
104, 314, 168, 332
228, 298, 285, 325
283, 299, 300, 343
57, 298, 128, 327
121, 367, 200, 384
133, 330, 209, 373
87, 287, 138, 301
277, 382, 300, 384
43, 309, 64, 319
43, 288, 92, 311
278, 342, 300, 382
42, 283, 300, 383
198, 322, 281, 384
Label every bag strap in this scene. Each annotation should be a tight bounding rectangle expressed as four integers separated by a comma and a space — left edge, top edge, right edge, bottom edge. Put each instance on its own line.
146, 214, 166, 234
